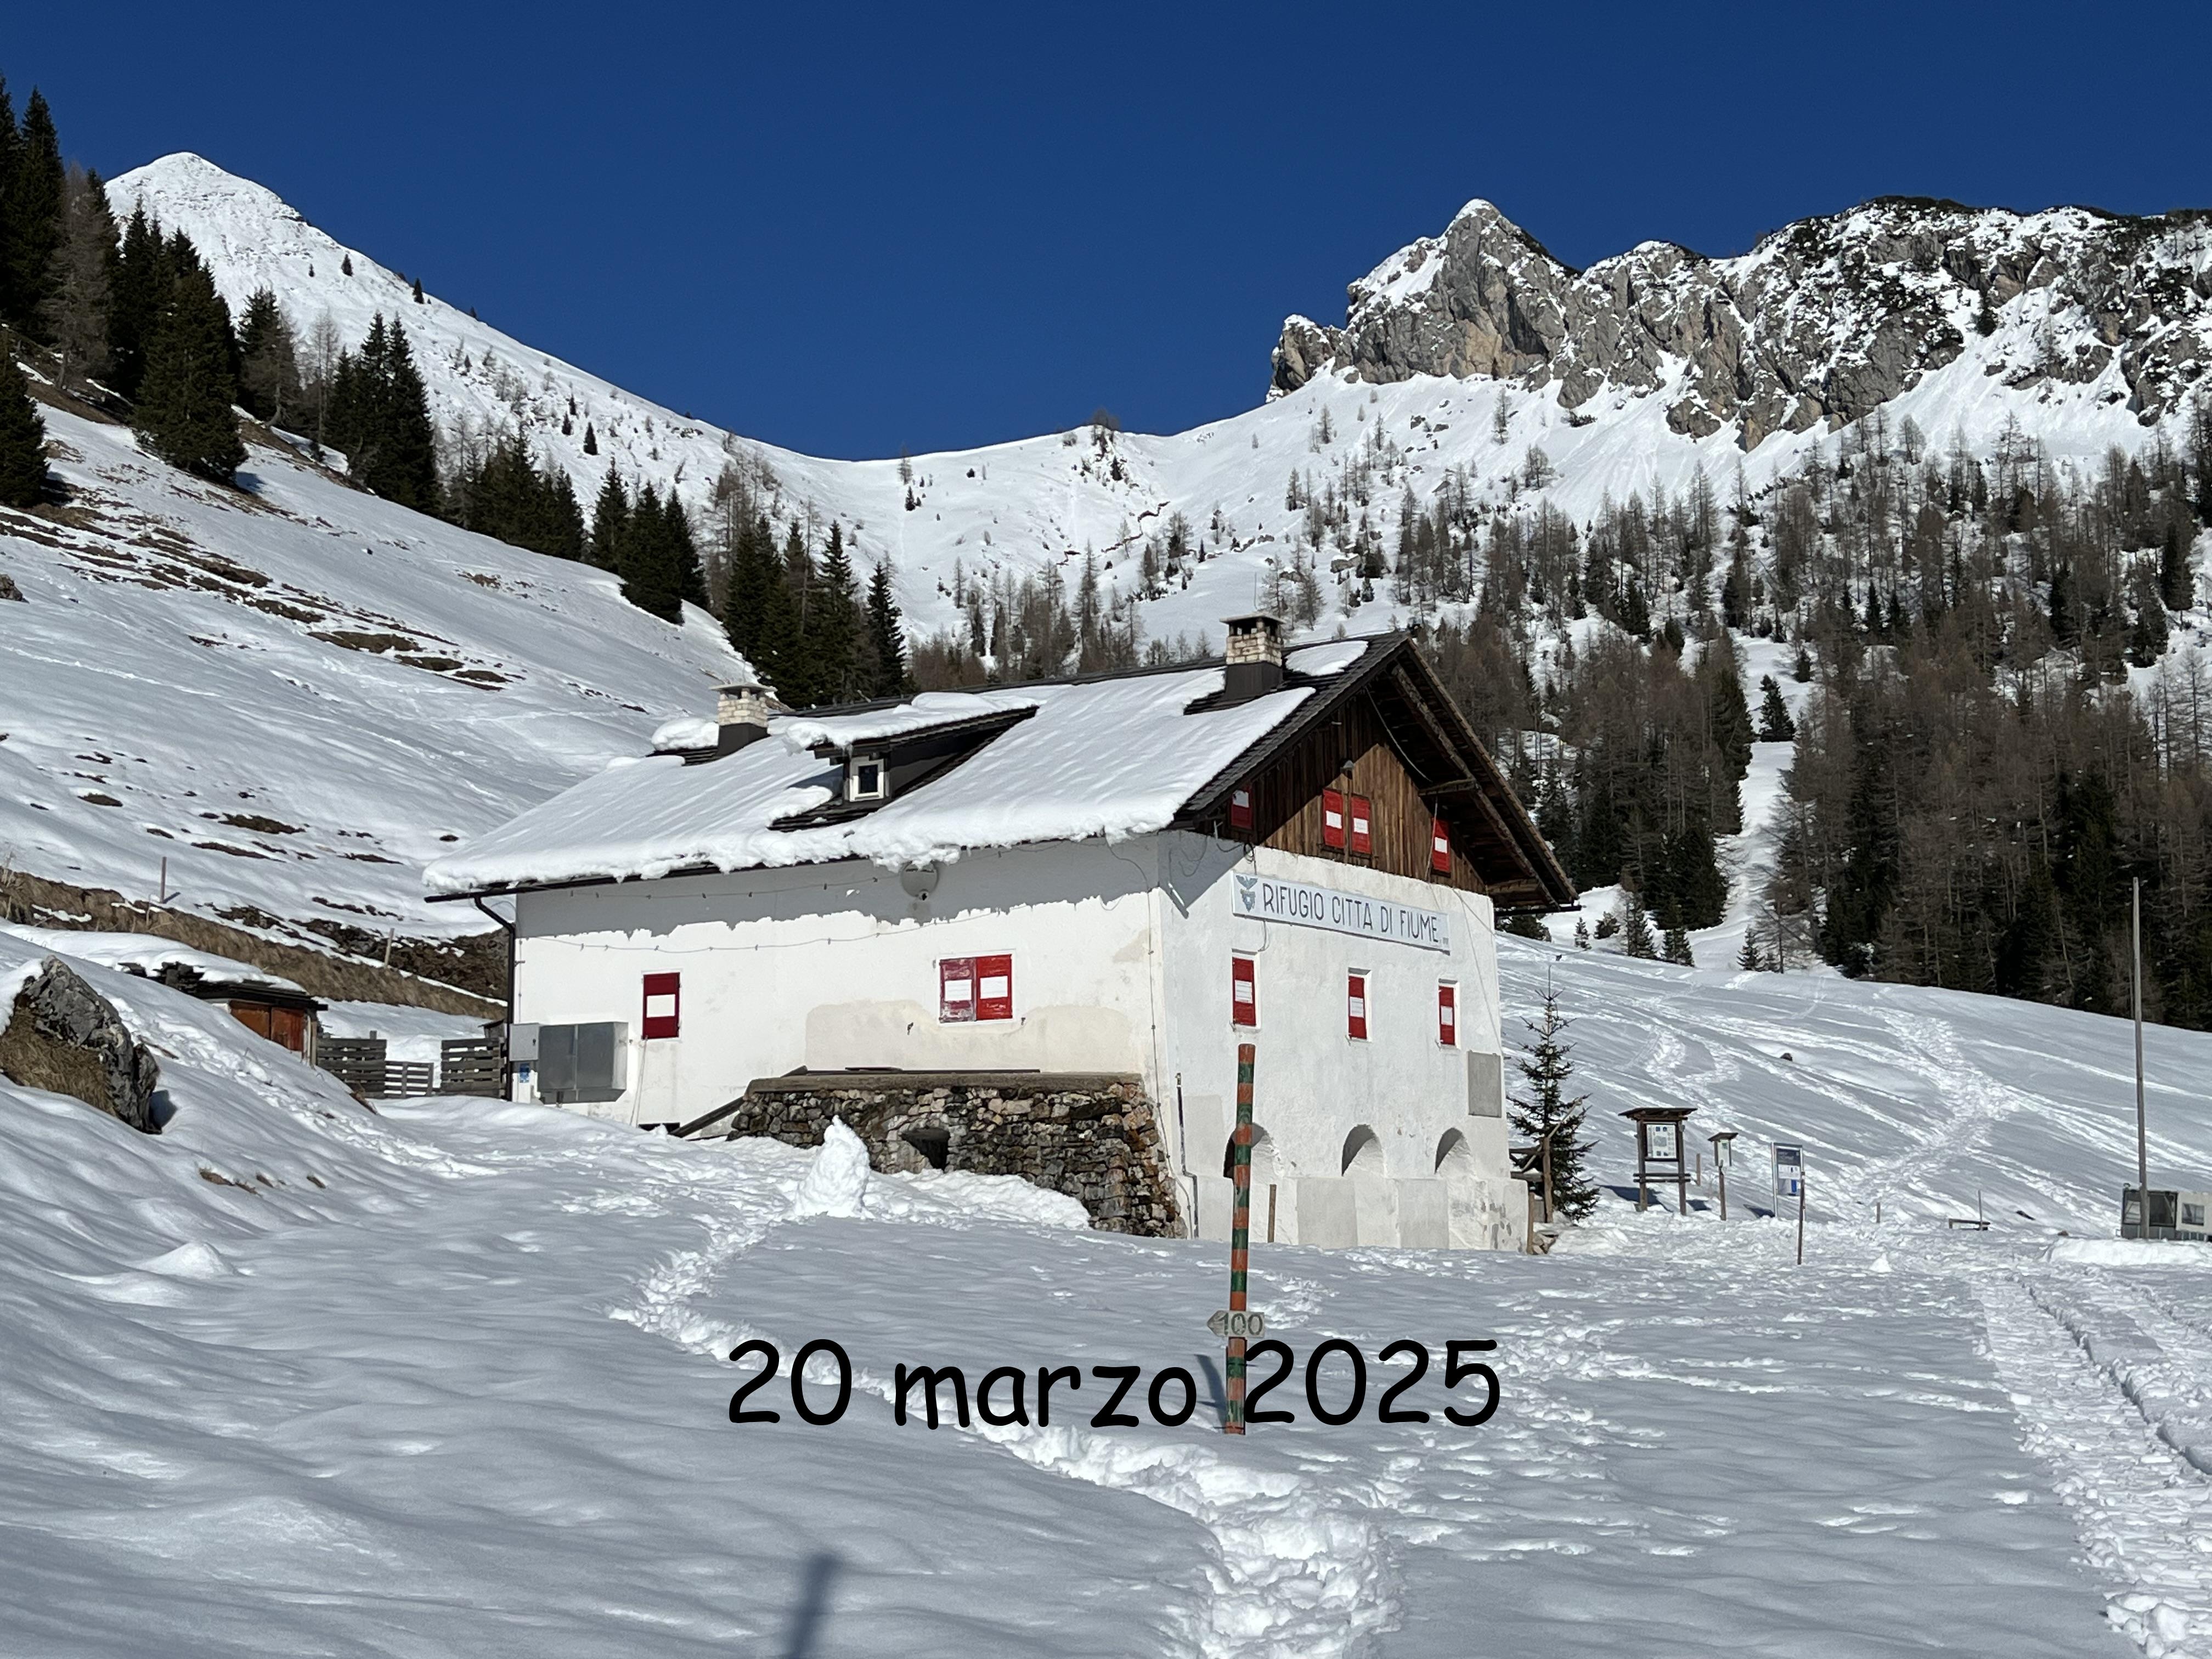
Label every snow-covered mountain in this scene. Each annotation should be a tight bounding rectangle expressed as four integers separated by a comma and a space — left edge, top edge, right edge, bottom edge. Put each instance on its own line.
109, 157, 2209, 657
0, 395, 747, 970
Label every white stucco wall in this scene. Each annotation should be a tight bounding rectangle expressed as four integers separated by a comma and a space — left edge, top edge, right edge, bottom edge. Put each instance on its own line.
506, 831, 1523, 1249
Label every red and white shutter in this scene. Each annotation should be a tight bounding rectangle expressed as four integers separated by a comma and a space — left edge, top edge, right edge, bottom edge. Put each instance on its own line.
1348, 794, 1373, 855
1322, 787, 1347, 850
1346, 972, 1368, 1041
1437, 983, 1457, 1047
1231, 955, 1258, 1028
1229, 787, 1254, 832
939, 956, 977, 1022
975, 953, 1014, 1022
642, 972, 681, 1039
1431, 815, 1452, 874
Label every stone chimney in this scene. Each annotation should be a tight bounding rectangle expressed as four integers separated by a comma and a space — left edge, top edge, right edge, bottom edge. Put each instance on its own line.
1221, 613, 1286, 703
715, 681, 774, 755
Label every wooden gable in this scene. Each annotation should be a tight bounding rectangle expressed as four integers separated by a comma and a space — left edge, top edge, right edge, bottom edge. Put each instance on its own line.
1239, 692, 1489, 891
1177, 637, 1576, 911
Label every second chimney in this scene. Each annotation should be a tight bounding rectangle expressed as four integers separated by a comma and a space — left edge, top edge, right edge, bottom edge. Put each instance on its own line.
1221, 613, 1286, 703
715, 680, 774, 754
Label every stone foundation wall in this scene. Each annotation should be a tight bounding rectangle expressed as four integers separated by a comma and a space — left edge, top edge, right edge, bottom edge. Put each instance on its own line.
720, 1071, 1181, 1237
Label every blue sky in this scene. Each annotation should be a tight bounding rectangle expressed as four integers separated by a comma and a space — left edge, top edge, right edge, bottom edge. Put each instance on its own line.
11, 2, 2209, 459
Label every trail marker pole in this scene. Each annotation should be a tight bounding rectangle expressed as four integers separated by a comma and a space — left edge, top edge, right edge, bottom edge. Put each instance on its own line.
2134, 877, 2148, 1216
1797, 1169, 1806, 1266
1223, 1042, 1256, 1435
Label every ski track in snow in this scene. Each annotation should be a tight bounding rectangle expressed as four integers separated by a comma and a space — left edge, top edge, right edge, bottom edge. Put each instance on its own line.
1983, 1268, 2212, 1658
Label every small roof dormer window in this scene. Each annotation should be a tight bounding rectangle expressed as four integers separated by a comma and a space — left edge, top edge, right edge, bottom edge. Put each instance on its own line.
846, 754, 888, 804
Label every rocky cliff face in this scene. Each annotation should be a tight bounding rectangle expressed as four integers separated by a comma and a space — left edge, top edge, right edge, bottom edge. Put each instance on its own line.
1273, 198, 2212, 447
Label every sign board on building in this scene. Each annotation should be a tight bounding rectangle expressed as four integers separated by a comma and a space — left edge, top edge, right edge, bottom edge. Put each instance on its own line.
1232, 874, 1452, 953
1774, 1143, 1804, 1198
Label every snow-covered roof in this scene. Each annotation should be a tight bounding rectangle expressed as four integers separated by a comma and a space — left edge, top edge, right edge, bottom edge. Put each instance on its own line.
0, 925, 309, 996
426, 642, 1385, 898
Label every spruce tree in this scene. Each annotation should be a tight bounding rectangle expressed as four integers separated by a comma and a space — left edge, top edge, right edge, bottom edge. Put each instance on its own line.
772, 521, 817, 704
1662, 919, 1694, 966
1574, 916, 1591, 950
411, 275, 424, 304
1736, 933, 1763, 970
0, 349, 49, 507
664, 489, 706, 611
801, 523, 861, 703
865, 556, 909, 695
132, 245, 245, 482
371, 322, 438, 510
588, 468, 628, 570
618, 481, 671, 618
1511, 985, 1598, 1221
236, 288, 301, 424
1620, 890, 1657, 959
106, 207, 171, 403
2159, 514, 2195, 612
3, 89, 64, 338
1756, 675, 1797, 742
582, 420, 597, 455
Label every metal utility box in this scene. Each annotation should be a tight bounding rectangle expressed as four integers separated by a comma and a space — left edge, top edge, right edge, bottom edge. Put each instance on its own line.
2122, 1187, 2212, 1242
536, 1021, 629, 1105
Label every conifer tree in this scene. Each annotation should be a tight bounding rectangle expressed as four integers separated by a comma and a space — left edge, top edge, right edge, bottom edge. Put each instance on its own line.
1511, 984, 1598, 1221
1974, 287, 1997, 336
588, 467, 628, 570
0, 348, 49, 507
1573, 916, 1591, 950
1662, 918, 1694, 966
582, 421, 597, 455
41, 165, 116, 390
371, 321, 438, 509
800, 523, 861, 703
666, 489, 706, 611
774, 521, 817, 702
618, 481, 671, 618
3, 89, 65, 338
1619, 890, 1657, 959
1756, 674, 1797, 742
106, 207, 171, 403
340, 254, 352, 276
865, 556, 909, 696
411, 276, 424, 304
2159, 514, 2195, 612
1736, 932, 1763, 970
132, 243, 245, 482
235, 288, 301, 425
729, 514, 800, 697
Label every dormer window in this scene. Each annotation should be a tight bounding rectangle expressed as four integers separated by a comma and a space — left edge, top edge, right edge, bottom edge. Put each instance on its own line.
847, 754, 888, 803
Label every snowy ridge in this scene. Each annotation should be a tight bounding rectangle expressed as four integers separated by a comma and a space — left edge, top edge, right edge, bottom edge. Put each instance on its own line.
112, 156, 2207, 670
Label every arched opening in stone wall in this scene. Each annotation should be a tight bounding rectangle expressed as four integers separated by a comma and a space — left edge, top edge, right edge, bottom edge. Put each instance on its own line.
1341, 1124, 1384, 1177
1435, 1128, 1477, 1179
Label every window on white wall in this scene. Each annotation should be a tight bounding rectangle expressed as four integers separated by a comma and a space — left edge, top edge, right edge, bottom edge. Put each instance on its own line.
1436, 982, 1457, 1047
1346, 971, 1369, 1040
1231, 954, 1257, 1028
939, 955, 1013, 1023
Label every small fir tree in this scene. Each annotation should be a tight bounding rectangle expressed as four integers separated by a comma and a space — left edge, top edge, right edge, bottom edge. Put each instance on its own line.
1620, 890, 1657, 960
1756, 674, 1797, 742
1511, 985, 1599, 1221
582, 421, 597, 455
1736, 932, 1763, 971
865, 556, 910, 696
0, 351, 50, 507
1662, 920, 1694, 966
1792, 645, 1813, 682
411, 276, 424, 304
1574, 916, 1591, 950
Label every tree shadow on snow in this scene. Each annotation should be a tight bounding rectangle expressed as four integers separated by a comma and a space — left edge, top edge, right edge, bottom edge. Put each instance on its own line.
778, 1550, 839, 1659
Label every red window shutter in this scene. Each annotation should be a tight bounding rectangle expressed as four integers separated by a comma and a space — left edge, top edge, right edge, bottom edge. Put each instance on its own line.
1431, 815, 1452, 873
1349, 794, 1373, 856
1322, 787, 1346, 850
975, 953, 1014, 1022
939, 957, 977, 1023
1231, 955, 1257, 1027
1346, 973, 1368, 1041
1437, 984, 1457, 1046
1229, 787, 1253, 832
642, 972, 681, 1039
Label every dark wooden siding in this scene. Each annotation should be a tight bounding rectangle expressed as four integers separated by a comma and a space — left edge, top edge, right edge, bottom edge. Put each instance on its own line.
1242, 693, 1488, 891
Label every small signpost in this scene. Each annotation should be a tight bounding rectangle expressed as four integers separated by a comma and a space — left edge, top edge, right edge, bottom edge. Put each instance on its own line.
1221, 1042, 1259, 1435
1709, 1129, 1738, 1221
1774, 1143, 1805, 1263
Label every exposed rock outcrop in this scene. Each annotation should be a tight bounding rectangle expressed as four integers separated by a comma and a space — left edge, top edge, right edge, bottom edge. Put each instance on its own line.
0, 958, 163, 1132
1272, 196, 2212, 445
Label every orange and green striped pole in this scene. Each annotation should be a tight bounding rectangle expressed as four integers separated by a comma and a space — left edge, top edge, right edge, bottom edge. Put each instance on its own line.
1224, 1041, 1255, 1435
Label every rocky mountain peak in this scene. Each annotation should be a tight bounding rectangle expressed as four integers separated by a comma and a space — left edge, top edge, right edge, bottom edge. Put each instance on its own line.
1272, 196, 2212, 448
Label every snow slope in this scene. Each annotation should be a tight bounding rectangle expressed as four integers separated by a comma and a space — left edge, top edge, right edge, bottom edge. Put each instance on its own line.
8, 923, 2212, 1655
111, 156, 2200, 661
0, 399, 748, 947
